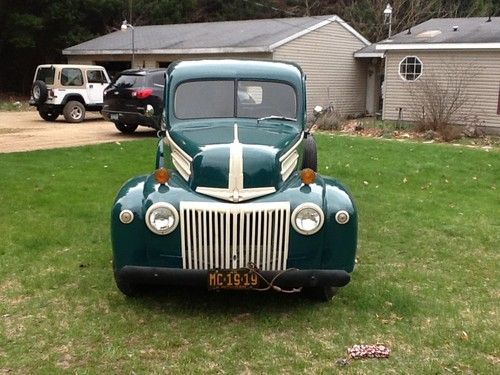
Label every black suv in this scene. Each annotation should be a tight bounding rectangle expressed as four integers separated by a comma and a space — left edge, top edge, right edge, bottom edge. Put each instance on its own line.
102, 69, 166, 133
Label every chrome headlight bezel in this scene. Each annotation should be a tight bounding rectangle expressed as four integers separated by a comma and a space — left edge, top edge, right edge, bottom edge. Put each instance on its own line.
145, 202, 179, 235
291, 203, 324, 235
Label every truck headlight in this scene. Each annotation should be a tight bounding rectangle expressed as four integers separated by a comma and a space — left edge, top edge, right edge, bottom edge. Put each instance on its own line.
291, 203, 324, 235
145, 202, 179, 235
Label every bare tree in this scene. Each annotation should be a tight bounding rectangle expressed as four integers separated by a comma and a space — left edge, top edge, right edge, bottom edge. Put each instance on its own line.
408, 63, 481, 133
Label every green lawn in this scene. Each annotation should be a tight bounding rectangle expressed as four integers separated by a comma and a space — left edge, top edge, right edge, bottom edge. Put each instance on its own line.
0, 135, 498, 374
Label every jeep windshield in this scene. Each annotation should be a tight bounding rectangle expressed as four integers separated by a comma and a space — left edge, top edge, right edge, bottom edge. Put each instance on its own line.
174, 80, 297, 120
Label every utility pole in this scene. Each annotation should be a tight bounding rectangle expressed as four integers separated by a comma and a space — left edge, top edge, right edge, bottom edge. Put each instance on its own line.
129, 0, 133, 24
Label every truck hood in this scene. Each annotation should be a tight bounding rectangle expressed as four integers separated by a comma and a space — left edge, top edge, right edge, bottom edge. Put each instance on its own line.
168, 121, 301, 202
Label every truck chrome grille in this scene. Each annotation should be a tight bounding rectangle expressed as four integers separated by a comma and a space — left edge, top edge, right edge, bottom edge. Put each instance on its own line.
180, 201, 290, 271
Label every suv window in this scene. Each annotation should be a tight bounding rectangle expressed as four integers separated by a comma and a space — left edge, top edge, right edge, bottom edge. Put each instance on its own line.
151, 72, 165, 88
87, 70, 107, 84
113, 75, 145, 88
61, 68, 84, 86
35, 67, 55, 84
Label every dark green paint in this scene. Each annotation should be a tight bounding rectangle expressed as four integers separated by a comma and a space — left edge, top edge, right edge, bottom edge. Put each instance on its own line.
112, 170, 357, 271
171, 121, 301, 190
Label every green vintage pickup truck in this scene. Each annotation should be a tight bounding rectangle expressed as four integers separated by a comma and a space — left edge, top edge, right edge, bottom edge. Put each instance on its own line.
111, 60, 357, 301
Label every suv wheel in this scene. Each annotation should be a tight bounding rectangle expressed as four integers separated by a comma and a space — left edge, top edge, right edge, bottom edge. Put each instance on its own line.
114, 122, 139, 134
63, 101, 85, 123
38, 109, 59, 122
32, 80, 48, 104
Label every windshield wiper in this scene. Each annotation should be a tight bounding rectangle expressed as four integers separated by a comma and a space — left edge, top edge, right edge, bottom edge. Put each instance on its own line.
257, 115, 296, 123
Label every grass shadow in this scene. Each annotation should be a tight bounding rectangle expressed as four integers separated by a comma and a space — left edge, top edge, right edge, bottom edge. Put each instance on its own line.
118, 285, 312, 316
111, 130, 158, 138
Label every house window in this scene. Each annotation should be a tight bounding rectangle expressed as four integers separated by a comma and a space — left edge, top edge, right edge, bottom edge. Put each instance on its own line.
399, 56, 422, 81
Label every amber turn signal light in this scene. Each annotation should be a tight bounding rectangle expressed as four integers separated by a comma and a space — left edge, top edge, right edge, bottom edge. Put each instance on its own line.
300, 168, 316, 185
154, 167, 169, 184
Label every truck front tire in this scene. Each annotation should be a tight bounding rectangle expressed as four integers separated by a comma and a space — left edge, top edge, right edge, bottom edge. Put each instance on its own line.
304, 286, 337, 302
302, 134, 318, 171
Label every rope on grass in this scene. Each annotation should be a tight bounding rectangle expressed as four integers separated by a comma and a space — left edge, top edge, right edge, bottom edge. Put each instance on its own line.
347, 344, 391, 359
245, 262, 303, 294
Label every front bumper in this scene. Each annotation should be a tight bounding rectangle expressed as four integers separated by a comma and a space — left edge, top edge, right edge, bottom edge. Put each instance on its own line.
117, 266, 351, 288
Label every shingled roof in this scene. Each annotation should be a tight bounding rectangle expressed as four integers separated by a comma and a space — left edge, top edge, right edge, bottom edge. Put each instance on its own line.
376, 16, 500, 50
63, 15, 369, 56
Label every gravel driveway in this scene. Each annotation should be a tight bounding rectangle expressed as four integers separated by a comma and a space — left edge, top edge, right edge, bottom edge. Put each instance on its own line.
0, 111, 156, 153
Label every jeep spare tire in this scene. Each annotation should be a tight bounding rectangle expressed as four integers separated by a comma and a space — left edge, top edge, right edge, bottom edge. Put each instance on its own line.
32, 80, 48, 104
63, 101, 85, 123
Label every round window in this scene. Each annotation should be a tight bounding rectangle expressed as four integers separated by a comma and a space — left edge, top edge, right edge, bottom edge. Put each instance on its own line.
399, 56, 423, 81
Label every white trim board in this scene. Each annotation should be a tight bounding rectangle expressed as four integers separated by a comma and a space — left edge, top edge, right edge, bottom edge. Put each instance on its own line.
354, 52, 385, 58
334, 16, 371, 46
376, 42, 500, 51
269, 15, 370, 51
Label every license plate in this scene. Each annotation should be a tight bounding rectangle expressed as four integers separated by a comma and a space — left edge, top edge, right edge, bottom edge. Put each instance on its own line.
208, 269, 260, 290
110, 113, 119, 120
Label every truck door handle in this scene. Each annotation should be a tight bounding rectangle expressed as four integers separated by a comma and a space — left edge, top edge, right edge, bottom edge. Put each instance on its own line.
89, 84, 93, 88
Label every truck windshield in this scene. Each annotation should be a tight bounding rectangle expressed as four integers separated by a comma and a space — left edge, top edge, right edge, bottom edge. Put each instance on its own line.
174, 80, 297, 120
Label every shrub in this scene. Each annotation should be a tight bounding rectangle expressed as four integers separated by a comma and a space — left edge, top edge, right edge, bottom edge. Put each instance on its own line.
314, 110, 346, 131
440, 125, 463, 142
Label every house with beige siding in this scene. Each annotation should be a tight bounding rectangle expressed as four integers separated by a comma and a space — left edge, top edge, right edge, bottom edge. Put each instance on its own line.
62, 15, 372, 116
375, 17, 500, 135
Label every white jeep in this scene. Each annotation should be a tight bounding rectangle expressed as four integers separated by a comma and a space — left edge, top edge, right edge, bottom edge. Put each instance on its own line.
29, 64, 111, 123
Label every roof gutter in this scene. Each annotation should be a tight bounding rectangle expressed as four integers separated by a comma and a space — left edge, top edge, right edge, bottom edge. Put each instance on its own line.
353, 51, 385, 58
376, 42, 500, 50
63, 46, 272, 56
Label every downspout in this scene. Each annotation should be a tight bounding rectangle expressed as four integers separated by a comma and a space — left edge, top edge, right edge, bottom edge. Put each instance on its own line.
382, 51, 388, 120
